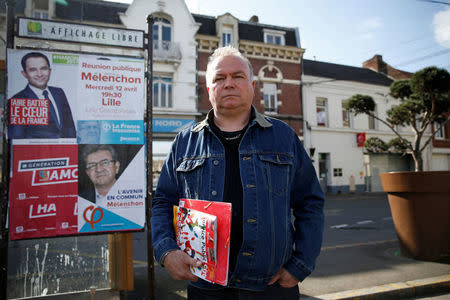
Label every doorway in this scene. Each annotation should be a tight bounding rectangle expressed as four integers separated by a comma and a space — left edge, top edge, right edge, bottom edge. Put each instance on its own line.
318, 153, 330, 193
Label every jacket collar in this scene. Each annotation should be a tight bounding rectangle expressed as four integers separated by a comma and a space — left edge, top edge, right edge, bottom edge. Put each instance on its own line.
192, 106, 272, 132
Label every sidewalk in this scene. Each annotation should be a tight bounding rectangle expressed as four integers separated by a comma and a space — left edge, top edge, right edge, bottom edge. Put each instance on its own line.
300, 239, 449, 299
149, 239, 450, 300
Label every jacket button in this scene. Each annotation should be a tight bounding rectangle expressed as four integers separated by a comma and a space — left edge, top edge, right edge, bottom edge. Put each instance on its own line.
236, 279, 242, 283
242, 156, 251, 161
247, 218, 257, 223
242, 252, 253, 256
246, 184, 256, 188
213, 160, 219, 166
211, 190, 217, 196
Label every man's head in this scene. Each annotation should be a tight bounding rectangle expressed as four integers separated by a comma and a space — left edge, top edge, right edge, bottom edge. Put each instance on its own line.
205, 46, 255, 115
78, 121, 101, 144
82, 145, 120, 191
21, 52, 52, 90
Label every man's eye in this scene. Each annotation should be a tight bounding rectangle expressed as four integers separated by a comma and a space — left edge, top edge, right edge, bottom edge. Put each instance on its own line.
214, 77, 224, 82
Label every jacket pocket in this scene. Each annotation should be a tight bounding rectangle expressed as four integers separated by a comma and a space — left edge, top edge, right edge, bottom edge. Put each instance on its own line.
176, 158, 206, 199
258, 153, 292, 196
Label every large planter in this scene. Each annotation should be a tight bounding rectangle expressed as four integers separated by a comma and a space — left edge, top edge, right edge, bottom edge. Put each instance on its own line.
380, 171, 450, 262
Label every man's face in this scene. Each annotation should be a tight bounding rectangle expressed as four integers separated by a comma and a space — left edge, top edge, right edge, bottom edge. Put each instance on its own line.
79, 121, 100, 143
85, 150, 120, 190
21, 57, 51, 90
207, 55, 255, 115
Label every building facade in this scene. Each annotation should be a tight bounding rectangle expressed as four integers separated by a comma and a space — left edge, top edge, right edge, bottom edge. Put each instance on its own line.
119, 0, 201, 184
301, 59, 434, 193
363, 54, 450, 173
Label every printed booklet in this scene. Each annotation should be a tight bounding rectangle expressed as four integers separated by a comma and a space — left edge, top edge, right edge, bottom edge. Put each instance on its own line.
173, 205, 217, 283
179, 199, 232, 286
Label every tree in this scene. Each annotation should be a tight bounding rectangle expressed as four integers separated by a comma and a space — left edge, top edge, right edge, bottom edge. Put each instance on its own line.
345, 66, 450, 171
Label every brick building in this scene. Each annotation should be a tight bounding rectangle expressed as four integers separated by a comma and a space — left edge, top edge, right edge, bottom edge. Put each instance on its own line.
193, 13, 305, 137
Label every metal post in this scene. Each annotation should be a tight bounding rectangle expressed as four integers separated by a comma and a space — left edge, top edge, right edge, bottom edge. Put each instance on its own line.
145, 14, 155, 300
1, 1, 15, 298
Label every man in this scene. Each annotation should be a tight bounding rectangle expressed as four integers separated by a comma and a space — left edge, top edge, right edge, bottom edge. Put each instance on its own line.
151, 46, 324, 300
77, 120, 101, 144
80, 144, 120, 204
8, 52, 76, 139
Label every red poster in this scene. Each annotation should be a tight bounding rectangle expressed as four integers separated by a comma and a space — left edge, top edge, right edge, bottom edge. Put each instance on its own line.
9, 144, 78, 240
357, 132, 366, 147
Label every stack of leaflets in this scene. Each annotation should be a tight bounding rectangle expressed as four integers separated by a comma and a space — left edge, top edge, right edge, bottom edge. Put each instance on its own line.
174, 199, 232, 286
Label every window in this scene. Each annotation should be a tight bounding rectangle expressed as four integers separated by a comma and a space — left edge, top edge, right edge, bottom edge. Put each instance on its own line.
263, 83, 278, 113
333, 168, 343, 177
32, 0, 50, 19
368, 115, 376, 130
434, 122, 446, 139
153, 17, 172, 50
368, 105, 377, 130
316, 97, 328, 127
222, 27, 232, 46
263, 29, 286, 45
153, 76, 173, 108
33, 10, 49, 19
342, 100, 353, 128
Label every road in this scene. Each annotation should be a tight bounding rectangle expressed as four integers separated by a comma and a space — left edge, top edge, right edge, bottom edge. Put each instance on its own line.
322, 192, 396, 247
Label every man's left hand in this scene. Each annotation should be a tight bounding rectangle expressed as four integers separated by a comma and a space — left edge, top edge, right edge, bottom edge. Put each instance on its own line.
268, 268, 299, 288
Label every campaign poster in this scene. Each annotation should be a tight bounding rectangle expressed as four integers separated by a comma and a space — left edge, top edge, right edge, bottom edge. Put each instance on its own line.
77, 144, 145, 233
6, 49, 145, 143
9, 143, 78, 240
7, 49, 146, 240
76, 55, 145, 144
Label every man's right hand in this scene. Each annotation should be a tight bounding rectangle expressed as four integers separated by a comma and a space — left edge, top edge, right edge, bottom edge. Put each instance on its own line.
163, 250, 202, 281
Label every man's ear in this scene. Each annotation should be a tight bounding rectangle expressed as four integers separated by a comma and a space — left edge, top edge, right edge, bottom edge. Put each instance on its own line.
114, 161, 120, 174
21, 70, 28, 79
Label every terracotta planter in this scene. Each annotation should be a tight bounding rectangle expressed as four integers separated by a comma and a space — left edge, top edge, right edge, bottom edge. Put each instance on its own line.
380, 171, 450, 261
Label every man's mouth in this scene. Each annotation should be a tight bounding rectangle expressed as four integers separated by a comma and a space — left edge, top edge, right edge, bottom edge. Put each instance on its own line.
223, 94, 239, 99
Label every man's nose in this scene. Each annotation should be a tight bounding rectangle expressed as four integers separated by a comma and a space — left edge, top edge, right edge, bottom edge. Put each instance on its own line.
224, 75, 235, 87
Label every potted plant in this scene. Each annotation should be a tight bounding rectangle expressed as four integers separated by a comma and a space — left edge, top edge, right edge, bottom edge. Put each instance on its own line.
345, 66, 450, 261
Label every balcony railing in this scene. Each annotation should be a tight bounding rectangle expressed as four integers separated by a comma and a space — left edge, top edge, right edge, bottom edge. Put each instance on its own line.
153, 40, 182, 62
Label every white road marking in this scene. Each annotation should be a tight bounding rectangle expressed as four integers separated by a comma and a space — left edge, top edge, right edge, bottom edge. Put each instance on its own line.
357, 220, 374, 225
330, 224, 348, 229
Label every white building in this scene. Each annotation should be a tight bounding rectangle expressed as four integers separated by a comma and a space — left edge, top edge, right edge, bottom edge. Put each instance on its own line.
119, 0, 201, 184
302, 59, 433, 193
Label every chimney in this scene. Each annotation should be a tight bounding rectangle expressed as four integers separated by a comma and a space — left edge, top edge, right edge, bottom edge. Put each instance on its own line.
249, 15, 259, 23
363, 54, 387, 75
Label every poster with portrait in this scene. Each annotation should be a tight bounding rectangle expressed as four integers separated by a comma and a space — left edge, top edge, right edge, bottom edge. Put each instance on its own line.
6, 49, 78, 141
7, 49, 146, 240
77, 144, 145, 233
7, 49, 145, 143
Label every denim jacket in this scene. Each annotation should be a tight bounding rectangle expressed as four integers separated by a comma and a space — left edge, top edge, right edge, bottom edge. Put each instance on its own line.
151, 107, 324, 291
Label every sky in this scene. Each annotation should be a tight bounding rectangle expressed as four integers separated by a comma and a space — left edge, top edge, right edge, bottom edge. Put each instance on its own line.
110, 0, 450, 73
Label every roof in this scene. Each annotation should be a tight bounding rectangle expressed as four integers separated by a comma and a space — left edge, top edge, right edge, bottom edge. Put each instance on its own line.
0, 0, 26, 14
0, 0, 127, 24
1, 2, 299, 46
303, 59, 394, 86
192, 13, 299, 47
55, 0, 127, 24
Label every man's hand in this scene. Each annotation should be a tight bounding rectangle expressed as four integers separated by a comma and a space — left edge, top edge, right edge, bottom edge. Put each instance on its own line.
268, 268, 299, 288
162, 250, 202, 281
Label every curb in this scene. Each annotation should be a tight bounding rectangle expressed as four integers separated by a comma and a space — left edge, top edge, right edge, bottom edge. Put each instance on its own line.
301, 275, 450, 300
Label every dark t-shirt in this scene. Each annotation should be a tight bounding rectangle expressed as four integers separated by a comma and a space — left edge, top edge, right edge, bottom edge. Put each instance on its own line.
209, 119, 248, 272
